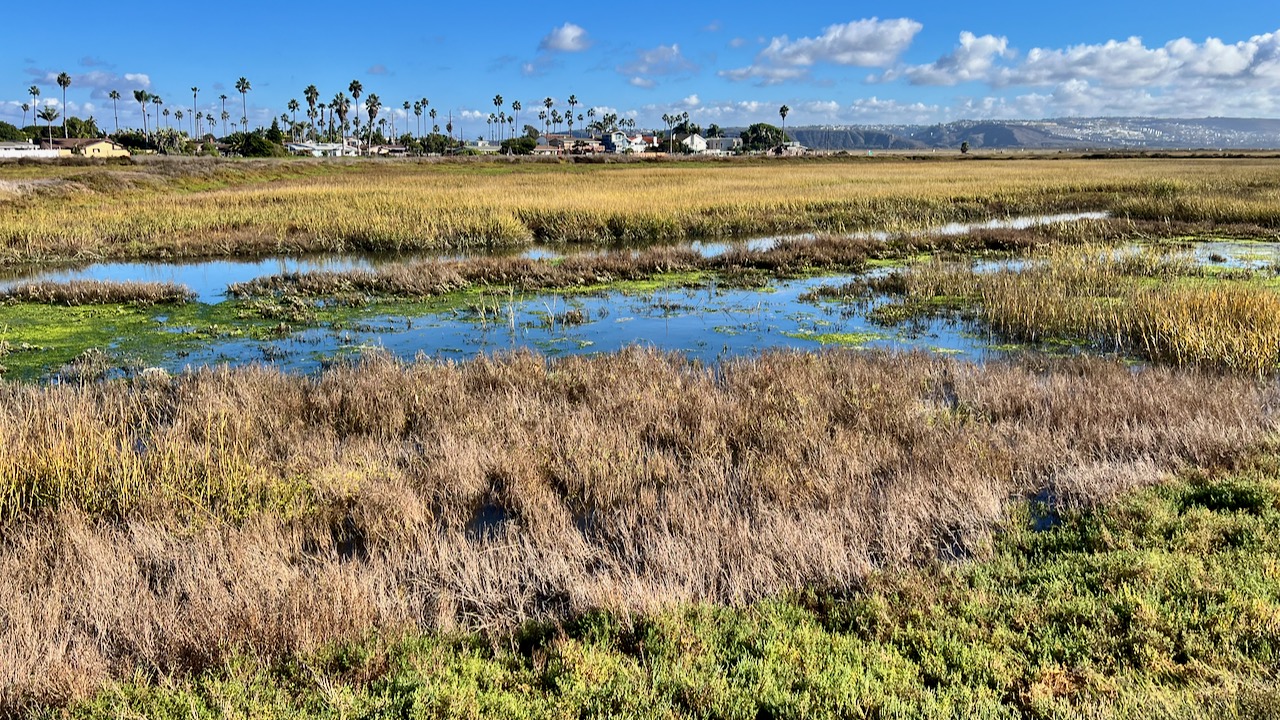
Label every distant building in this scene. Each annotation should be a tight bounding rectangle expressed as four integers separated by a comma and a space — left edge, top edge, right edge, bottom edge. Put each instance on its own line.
0, 139, 64, 159
603, 130, 649, 154
773, 141, 808, 156
706, 136, 743, 154
39, 137, 130, 158
285, 141, 356, 157
681, 133, 708, 153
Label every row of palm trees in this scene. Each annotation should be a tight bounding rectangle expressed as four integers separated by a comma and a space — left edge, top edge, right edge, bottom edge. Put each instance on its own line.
19, 74, 796, 150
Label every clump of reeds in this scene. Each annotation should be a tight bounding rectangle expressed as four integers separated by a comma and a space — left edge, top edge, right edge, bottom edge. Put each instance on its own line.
879, 245, 1280, 374
0, 280, 194, 306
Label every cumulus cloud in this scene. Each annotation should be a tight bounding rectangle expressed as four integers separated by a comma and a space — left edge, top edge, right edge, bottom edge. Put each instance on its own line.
722, 18, 922, 85
880, 32, 1012, 85
539, 23, 591, 53
617, 44, 698, 87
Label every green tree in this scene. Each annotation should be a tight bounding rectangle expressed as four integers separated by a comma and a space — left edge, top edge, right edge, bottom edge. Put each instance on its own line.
365, 93, 380, 148
56, 72, 71, 138
960, 141, 970, 154
500, 135, 536, 155
740, 123, 788, 151
190, 87, 199, 137
235, 77, 251, 130
304, 84, 319, 138
0, 121, 26, 142
266, 118, 285, 145
37, 105, 59, 146
778, 105, 790, 147
133, 89, 151, 136
287, 99, 299, 140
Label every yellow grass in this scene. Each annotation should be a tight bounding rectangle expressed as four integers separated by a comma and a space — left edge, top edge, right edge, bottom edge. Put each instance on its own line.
2, 156, 1279, 263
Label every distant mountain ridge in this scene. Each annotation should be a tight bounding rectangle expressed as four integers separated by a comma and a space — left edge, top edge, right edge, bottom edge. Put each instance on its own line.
750, 118, 1280, 151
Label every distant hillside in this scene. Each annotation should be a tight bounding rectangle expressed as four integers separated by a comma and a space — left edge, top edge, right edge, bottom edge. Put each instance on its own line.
742, 118, 1280, 151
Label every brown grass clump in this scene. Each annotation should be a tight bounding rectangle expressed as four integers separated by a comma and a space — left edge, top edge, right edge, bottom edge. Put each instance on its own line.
0, 349, 1272, 709
0, 280, 194, 306
880, 246, 1280, 374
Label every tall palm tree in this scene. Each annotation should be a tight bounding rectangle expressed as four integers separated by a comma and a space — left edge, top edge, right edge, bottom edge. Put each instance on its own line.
413, 101, 422, 140
235, 77, 251, 130
331, 93, 349, 141
221, 110, 230, 135
37, 105, 59, 146
365, 93, 380, 148
511, 100, 521, 136
538, 111, 547, 138
586, 107, 597, 139
133, 89, 151, 136
21, 103, 29, 130
190, 87, 199, 136
420, 97, 428, 136
163, 108, 170, 131
303, 84, 319, 139
287, 99, 300, 140
402, 100, 410, 140
152, 96, 164, 131
219, 94, 228, 129
779, 105, 790, 147
347, 80, 362, 144
429, 107, 437, 136
175, 109, 184, 135
56, 72, 71, 137
196, 111, 203, 137
542, 97, 553, 136
28, 85, 40, 117
109, 90, 120, 135
567, 95, 578, 136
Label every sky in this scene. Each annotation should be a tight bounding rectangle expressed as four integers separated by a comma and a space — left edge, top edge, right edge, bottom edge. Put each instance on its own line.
2, 0, 1278, 135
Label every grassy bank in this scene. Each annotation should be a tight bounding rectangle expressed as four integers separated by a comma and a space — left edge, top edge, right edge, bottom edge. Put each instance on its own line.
2, 156, 1279, 264
50, 467, 1280, 719
861, 245, 1280, 374
0, 349, 1274, 712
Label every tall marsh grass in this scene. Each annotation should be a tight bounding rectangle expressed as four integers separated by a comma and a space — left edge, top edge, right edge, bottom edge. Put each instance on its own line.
0, 349, 1273, 709
2, 157, 1278, 263
882, 246, 1280, 374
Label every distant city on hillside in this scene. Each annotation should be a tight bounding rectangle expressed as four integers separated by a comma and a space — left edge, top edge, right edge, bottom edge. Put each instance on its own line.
774, 117, 1280, 151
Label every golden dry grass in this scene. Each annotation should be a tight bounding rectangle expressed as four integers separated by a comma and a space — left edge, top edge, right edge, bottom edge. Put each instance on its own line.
0, 349, 1273, 709
2, 156, 1279, 263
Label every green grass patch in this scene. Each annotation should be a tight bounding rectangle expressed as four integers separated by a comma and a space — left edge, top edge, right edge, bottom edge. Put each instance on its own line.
56, 467, 1280, 719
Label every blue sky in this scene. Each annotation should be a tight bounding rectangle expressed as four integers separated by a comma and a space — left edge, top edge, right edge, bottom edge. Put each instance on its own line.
2, 0, 1277, 134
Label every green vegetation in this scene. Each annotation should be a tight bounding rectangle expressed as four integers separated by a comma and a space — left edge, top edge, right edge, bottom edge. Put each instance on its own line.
869, 245, 1280, 374
53, 467, 1280, 718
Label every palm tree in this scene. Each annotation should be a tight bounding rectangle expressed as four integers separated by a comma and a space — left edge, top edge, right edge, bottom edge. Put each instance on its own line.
287, 99, 299, 140
221, 110, 230, 135
21, 103, 29, 130
779, 105, 790, 148
413, 101, 423, 140
219, 94, 228, 129
196, 111, 204, 137
190, 87, 199, 136
543, 97, 553, 136
37, 105, 59, 146
538, 110, 547, 138
586, 107, 597, 139
133, 89, 151, 136
365, 93, 380, 148
332, 93, 349, 141
163, 107, 170, 131
56, 72, 71, 137
235, 77, 251, 130
303, 84, 319, 139
429, 107, 437, 136
567, 95, 578, 136
28, 86, 40, 117
152, 96, 164, 131
109, 90, 120, 135
347, 80, 362, 143
401, 100, 410, 140
175, 109, 184, 135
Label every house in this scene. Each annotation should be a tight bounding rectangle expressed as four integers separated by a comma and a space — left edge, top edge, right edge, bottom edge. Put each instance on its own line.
681, 133, 708, 154
603, 130, 648, 154
0, 139, 64, 159
706, 136, 743, 155
368, 145, 409, 157
773, 141, 808, 157
285, 141, 356, 157
39, 137, 130, 158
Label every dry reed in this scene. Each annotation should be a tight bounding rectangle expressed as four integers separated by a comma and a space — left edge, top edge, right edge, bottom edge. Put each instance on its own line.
0, 348, 1272, 709
0, 280, 194, 306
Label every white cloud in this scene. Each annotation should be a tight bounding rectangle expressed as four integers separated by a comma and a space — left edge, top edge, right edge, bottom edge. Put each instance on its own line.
883, 32, 1012, 86
629, 77, 656, 89
729, 37, 748, 49
539, 23, 591, 53
682, 94, 701, 107
723, 18, 922, 85
618, 44, 698, 88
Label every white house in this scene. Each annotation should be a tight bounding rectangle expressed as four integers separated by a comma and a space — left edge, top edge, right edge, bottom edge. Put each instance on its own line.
286, 141, 356, 157
0, 139, 64, 159
681, 133, 708, 153
706, 136, 743, 155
